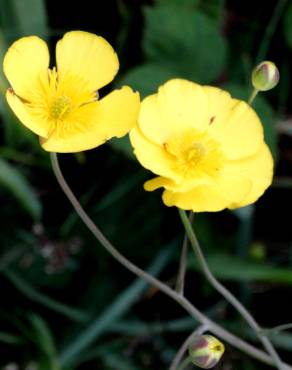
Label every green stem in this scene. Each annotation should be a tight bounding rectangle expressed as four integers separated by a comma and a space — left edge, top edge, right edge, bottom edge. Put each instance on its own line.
248, 88, 259, 105
50, 153, 292, 370
176, 212, 194, 294
177, 357, 192, 370
178, 209, 285, 370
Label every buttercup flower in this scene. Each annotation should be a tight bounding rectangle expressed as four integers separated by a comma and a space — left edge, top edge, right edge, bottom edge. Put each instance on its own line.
3, 31, 140, 152
130, 79, 273, 212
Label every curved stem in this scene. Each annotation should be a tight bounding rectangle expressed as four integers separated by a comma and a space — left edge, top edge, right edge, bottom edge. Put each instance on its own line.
248, 88, 259, 105
176, 212, 194, 294
177, 357, 192, 370
50, 153, 292, 370
169, 324, 208, 370
178, 209, 285, 370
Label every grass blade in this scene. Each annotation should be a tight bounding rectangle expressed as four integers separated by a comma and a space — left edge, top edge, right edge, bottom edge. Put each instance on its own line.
59, 241, 176, 366
0, 0, 48, 41
0, 158, 41, 220
29, 314, 60, 370
3, 269, 89, 323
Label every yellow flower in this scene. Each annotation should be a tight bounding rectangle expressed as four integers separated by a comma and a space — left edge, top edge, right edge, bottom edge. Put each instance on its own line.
130, 79, 273, 212
3, 31, 140, 152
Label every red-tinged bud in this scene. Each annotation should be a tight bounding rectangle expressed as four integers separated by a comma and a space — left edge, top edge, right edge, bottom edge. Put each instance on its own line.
252, 61, 279, 91
188, 335, 225, 369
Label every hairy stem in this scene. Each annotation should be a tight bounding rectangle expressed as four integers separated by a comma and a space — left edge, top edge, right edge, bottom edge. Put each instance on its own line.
178, 209, 285, 370
50, 153, 292, 370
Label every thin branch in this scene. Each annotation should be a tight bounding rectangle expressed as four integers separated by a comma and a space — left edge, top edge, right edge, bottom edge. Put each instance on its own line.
169, 324, 208, 370
178, 209, 285, 370
176, 212, 194, 294
261, 323, 292, 336
50, 153, 292, 370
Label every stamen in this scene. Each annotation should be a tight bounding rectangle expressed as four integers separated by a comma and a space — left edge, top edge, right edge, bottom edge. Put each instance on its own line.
164, 130, 223, 178
50, 95, 72, 120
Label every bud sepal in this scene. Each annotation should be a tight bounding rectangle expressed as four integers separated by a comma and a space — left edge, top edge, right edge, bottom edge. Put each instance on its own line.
188, 334, 225, 369
252, 61, 279, 91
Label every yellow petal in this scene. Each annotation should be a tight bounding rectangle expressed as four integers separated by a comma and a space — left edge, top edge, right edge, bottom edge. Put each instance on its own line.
228, 144, 273, 209
214, 172, 251, 203
6, 89, 50, 137
138, 79, 209, 145
144, 176, 177, 191
162, 186, 229, 212
162, 173, 251, 212
56, 31, 119, 91
203, 86, 264, 159
95, 86, 140, 139
130, 126, 182, 181
41, 87, 139, 153
3, 36, 49, 100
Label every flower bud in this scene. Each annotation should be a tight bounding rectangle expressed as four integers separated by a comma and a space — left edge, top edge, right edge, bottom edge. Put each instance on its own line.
188, 335, 225, 369
252, 61, 279, 91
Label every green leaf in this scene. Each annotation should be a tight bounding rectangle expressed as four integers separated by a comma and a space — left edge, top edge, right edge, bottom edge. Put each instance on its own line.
0, 331, 23, 345
108, 136, 135, 160
0, 158, 41, 219
0, 0, 48, 42
155, 0, 200, 8
224, 83, 278, 160
30, 314, 57, 358
118, 62, 178, 97
283, 1, 292, 48
199, 0, 225, 26
29, 314, 60, 370
143, 6, 226, 83
190, 252, 292, 284
3, 269, 89, 323
0, 31, 8, 91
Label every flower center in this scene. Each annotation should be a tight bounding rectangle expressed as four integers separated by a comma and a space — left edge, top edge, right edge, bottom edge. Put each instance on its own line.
183, 142, 206, 166
164, 129, 224, 178
50, 95, 72, 120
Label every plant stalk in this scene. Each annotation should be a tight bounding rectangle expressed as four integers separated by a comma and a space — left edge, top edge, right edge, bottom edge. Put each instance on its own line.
178, 209, 285, 370
50, 152, 291, 370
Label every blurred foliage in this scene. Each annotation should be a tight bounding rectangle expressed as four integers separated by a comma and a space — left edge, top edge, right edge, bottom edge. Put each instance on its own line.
284, 1, 292, 49
119, 0, 227, 95
0, 157, 41, 219
0, 0, 292, 369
